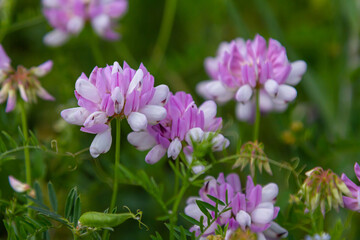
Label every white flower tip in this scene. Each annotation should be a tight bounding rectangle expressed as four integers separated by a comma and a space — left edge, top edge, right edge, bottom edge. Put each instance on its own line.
67, 16, 84, 34
139, 105, 167, 125
276, 85, 297, 103
235, 84, 253, 103
112, 61, 122, 74
199, 100, 217, 120
127, 69, 144, 94
92, 14, 110, 35
264, 79, 279, 97
127, 112, 147, 131
127, 131, 156, 151
149, 84, 170, 106
286, 60, 307, 85
43, 30, 70, 47
9, 176, 30, 192
185, 128, 204, 146
167, 138, 182, 159
145, 144, 166, 164
236, 210, 251, 229
262, 183, 279, 202
89, 127, 112, 158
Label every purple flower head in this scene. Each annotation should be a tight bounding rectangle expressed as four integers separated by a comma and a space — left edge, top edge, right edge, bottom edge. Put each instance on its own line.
197, 34, 307, 122
0, 45, 54, 112
184, 173, 287, 239
42, 0, 128, 46
341, 162, 360, 212
61, 61, 168, 158
127, 92, 229, 166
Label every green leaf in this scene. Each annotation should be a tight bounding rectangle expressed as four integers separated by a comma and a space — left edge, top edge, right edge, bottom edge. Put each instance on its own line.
47, 182, 58, 213
64, 187, 76, 220
33, 181, 44, 204
17, 126, 25, 143
73, 196, 81, 228
0, 136, 7, 152
29, 130, 39, 146
180, 213, 201, 226
206, 194, 225, 206
1, 131, 17, 148
196, 200, 217, 212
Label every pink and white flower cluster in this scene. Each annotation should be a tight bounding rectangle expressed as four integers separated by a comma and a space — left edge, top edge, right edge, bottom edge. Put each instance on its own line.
61, 61, 169, 158
0, 45, 54, 112
341, 162, 360, 212
127, 91, 229, 166
42, 0, 128, 46
197, 34, 307, 121
184, 173, 287, 239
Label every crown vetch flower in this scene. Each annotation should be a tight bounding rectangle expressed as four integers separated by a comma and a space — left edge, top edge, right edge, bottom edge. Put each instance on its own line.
197, 34, 307, 121
298, 167, 351, 216
61, 61, 169, 158
0, 45, 54, 112
341, 162, 360, 212
42, 0, 128, 46
127, 91, 229, 165
184, 173, 287, 239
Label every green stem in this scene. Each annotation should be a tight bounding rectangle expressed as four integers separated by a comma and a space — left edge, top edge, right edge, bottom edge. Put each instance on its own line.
151, 0, 178, 69
173, 157, 179, 195
169, 182, 189, 240
253, 88, 261, 141
90, 32, 105, 66
20, 102, 31, 186
103, 118, 121, 240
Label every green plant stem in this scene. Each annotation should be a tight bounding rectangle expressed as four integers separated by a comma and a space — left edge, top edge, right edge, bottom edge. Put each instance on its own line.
20, 102, 31, 186
170, 182, 189, 240
173, 157, 179, 195
253, 88, 260, 141
151, 0, 178, 69
103, 118, 121, 240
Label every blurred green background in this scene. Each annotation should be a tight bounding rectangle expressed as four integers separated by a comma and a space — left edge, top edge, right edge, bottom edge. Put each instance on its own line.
1, 0, 360, 239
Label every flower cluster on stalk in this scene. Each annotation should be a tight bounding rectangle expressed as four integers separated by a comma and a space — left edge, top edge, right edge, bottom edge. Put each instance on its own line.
184, 173, 287, 239
42, 0, 128, 46
61, 61, 169, 158
197, 34, 307, 121
341, 162, 360, 212
0, 45, 54, 112
127, 91, 229, 167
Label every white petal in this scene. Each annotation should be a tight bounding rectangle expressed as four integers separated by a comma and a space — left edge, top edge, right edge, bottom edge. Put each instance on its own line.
112, 61, 122, 74
139, 105, 167, 125
185, 128, 204, 146
263, 222, 288, 239
67, 16, 84, 34
145, 144, 166, 164
211, 134, 229, 151
276, 85, 297, 102
9, 176, 30, 192
259, 91, 274, 112
83, 111, 108, 128
19, 84, 28, 102
235, 84, 253, 103
92, 14, 110, 36
235, 101, 253, 121
236, 210, 251, 229
61, 107, 90, 125
111, 87, 124, 114
90, 127, 112, 158
127, 112, 147, 131
127, 131, 156, 151
197, 80, 234, 103
43, 30, 70, 47
251, 203, 274, 224
149, 84, 169, 106
167, 138, 182, 159
262, 183, 279, 202
286, 60, 307, 86
75, 78, 101, 103
199, 100, 217, 120
127, 69, 143, 94
264, 79, 279, 97
42, 0, 58, 7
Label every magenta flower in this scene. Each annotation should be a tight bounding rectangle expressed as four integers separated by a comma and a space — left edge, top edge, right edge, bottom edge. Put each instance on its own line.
197, 34, 307, 121
0, 45, 54, 112
61, 61, 169, 158
341, 162, 360, 212
184, 173, 287, 239
42, 0, 128, 46
127, 91, 229, 165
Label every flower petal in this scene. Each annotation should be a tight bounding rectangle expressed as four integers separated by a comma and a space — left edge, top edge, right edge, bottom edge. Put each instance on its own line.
127, 131, 156, 151
61, 107, 90, 125
89, 127, 112, 158
145, 144, 166, 164
127, 112, 147, 131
